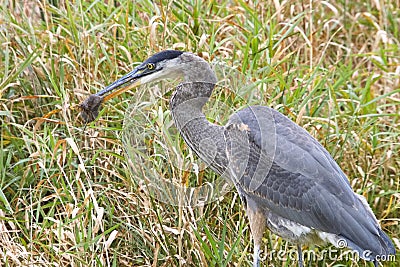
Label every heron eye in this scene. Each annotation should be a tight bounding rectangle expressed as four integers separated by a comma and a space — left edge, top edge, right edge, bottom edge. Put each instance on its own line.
147, 63, 155, 70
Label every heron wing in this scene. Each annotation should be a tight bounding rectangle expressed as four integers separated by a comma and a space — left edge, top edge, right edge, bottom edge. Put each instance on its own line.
224, 105, 390, 256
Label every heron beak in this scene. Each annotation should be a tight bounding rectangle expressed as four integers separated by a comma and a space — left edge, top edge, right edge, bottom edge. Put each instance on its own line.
95, 66, 144, 102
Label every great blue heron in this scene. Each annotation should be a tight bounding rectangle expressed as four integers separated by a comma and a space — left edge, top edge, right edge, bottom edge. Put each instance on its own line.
80, 50, 395, 266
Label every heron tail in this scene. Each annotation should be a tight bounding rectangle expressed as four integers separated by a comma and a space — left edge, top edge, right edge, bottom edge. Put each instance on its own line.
341, 227, 395, 262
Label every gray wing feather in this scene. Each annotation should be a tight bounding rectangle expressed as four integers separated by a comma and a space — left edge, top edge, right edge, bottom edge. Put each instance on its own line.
224, 105, 394, 257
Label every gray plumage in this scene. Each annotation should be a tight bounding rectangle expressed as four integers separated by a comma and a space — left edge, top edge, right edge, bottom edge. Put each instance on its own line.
225, 105, 394, 258
94, 50, 396, 267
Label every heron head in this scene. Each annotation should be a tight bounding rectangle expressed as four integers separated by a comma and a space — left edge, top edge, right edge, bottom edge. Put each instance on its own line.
80, 50, 214, 122
95, 50, 194, 101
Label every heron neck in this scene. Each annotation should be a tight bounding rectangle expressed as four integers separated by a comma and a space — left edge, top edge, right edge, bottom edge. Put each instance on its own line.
181, 55, 218, 84
170, 82, 228, 176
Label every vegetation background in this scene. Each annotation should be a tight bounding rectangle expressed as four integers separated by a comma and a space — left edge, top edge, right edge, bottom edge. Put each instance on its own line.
0, 0, 399, 266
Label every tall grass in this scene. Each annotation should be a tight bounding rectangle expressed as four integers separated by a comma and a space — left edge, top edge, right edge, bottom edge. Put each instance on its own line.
0, 0, 399, 266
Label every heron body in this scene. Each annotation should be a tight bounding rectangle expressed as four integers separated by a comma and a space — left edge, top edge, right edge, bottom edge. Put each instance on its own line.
90, 50, 395, 266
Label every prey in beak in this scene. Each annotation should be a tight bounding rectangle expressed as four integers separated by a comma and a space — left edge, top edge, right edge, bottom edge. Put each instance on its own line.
79, 66, 146, 123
